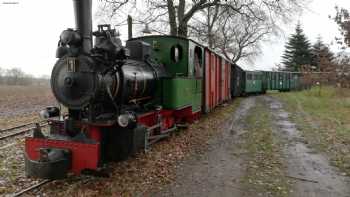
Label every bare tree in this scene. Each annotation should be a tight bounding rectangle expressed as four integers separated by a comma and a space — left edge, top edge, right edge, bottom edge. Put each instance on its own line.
0, 67, 50, 86
188, 4, 221, 48
334, 52, 350, 88
97, 0, 223, 36
98, 0, 305, 36
97, 0, 307, 63
334, 6, 350, 48
217, 13, 271, 63
330, 7, 350, 88
6, 68, 25, 85
189, 0, 305, 63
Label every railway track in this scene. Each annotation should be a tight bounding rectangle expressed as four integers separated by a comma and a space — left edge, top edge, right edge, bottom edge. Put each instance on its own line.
12, 180, 52, 197
0, 122, 53, 196
0, 121, 48, 141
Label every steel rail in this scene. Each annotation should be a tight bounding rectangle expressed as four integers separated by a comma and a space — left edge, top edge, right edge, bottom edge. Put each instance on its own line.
12, 179, 51, 197
0, 123, 48, 141
0, 120, 46, 133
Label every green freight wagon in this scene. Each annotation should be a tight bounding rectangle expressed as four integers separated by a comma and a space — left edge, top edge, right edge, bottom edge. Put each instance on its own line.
277, 72, 289, 91
231, 64, 245, 97
263, 71, 279, 90
264, 71, 272, 90
290, 72, 302, 90
263, 71, 299, 92
243, 71, 264, 94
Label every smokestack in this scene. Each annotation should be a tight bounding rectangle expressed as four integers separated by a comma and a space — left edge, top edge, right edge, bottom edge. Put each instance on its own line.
127, 15, 133, 40
73, 0, 92, 54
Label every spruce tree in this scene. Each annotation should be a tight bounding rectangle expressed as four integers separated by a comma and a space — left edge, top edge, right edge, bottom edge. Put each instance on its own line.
281, 23, 314, 71
311, 36, 334, 71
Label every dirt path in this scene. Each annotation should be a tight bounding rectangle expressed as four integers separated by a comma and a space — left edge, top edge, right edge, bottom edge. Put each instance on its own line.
264, 96, 350, 197
153, 95, 350, 197
153, 97, 257, 197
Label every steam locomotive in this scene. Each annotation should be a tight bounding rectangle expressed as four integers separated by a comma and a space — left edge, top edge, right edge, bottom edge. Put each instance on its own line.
24, 0, 302, 179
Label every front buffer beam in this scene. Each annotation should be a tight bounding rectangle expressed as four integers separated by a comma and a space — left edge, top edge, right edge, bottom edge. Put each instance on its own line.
25, 137, 100, 179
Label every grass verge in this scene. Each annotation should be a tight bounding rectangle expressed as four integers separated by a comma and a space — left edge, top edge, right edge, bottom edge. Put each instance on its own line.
241, 101, 291, 197
272, 86, 350, 175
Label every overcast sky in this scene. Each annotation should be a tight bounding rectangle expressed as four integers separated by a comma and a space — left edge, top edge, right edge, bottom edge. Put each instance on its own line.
0, 0, 349, 77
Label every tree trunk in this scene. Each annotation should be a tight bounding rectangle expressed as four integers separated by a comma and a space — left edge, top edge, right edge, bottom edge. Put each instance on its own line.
167, 0, 177, 36
177, 22, 188, 37
177, 0, 187, 37
207, 7, 213, 48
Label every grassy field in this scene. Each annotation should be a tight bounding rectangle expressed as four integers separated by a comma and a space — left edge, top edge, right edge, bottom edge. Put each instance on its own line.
0, 85, 54, 128
273, 86, 350, 175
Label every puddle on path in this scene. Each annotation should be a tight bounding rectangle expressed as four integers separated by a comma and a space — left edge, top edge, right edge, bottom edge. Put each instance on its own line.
264, 96, 350, 197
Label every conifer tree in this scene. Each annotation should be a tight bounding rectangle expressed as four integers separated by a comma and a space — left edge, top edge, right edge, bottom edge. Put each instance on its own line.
311, 36, 334, 71
281, 23, 314, 71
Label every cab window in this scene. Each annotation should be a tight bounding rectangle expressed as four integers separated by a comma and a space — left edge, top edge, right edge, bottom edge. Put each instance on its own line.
170, 44, 183, 63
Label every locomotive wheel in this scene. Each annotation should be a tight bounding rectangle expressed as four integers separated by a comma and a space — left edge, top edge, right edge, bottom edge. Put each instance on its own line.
116, 128, 133, 161
105, 126, 133, 161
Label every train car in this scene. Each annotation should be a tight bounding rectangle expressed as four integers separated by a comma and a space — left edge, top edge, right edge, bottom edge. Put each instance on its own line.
230, 64, 244, 97
290, 72, 302, 90
203, 48, 231, 112
263, 71, 295, 92
220, 57, 231, 103
280, 72, 291, 91
264, 71, 273, 90
243, 71, 264, 94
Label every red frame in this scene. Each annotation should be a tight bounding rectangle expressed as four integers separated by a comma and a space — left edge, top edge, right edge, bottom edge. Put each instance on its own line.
137, 109, 175, 130
137, 106, 199, 128
25, 105, 202, 175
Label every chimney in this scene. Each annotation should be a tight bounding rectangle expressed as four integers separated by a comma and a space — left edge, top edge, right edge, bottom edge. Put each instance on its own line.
73, 0, 92, 54
127, 15, 133, 40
